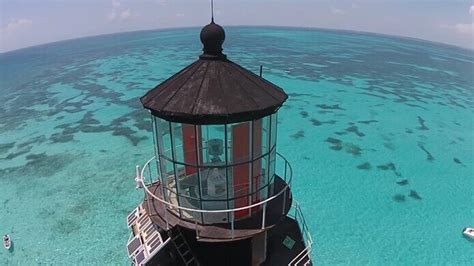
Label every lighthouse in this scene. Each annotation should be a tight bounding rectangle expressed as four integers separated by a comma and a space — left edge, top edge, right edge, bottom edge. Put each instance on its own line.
126, 19, 312, 266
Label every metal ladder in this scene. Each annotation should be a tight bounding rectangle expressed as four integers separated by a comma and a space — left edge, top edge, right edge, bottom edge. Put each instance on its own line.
288, 247, 311, 266
169, 228, 200, 266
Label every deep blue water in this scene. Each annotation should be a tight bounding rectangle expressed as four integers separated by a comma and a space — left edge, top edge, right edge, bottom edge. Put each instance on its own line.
0, 27, 473, 265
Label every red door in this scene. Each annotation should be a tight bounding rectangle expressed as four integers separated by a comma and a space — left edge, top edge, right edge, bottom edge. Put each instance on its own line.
232, 120, 263, 219
182, 124, 202, 176
232, 123, 251, 219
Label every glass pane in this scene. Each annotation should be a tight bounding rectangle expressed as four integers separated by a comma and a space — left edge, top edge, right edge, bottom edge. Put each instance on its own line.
175, 163, 202, 221
268, 149, 276, 196
251, 157, 262, 203
159, 157, 176, 205
171, 122, 184, 163
260, 116, 270, 158
155, 118, 172, 160
200, 166, 229, 224
226, 165, 233, 207
271, 113, 278, 151
257, 153, 269, 202
201, 124, 226, 165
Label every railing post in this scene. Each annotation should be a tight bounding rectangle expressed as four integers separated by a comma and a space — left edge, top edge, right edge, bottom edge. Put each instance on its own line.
136, 165, 141, 179
294, 202, 298, 224
195, 220, 199, 240
164, 207, 169, 230
135, 165, 143, 189
282, 187, 287, 215
148, 163, 151, 183
295, 211, 298, 225
261, 202, 267, 229
231, 212, 234, 239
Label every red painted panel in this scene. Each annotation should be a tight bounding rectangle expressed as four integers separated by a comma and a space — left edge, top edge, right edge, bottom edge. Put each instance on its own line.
232, 122, 250, 219
182, 124, 202, 176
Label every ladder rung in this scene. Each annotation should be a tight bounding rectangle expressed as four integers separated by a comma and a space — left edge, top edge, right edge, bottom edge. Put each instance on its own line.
170, 231, 199, 266
173, 239, 184, 246
178, 245, 189, 253
185, 258, 196, 265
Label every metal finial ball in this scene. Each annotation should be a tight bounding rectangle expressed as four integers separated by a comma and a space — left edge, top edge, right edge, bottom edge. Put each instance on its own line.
200, 21, 225, 56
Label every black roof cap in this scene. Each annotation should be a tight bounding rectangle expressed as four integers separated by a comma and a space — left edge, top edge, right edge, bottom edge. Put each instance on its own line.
200, 21, 226, 58
141, 22, 288, 125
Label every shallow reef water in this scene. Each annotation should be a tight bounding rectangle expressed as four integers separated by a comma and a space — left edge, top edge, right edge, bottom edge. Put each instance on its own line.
0, 27, 473, 264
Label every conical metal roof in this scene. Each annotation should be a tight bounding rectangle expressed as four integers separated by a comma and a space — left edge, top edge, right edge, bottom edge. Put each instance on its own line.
141, 22, 288, 125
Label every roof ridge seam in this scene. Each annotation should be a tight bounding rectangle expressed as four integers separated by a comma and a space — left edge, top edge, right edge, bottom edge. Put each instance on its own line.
221, 61, 260, 109
216, 63, 230, 116
229, 61, 283, 102
190, 61, 210, 114
161, 60, 204, 111
142, 61, 198, 106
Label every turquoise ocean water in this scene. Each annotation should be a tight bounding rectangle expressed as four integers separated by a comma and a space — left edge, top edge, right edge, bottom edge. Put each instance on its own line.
0, 27, 473, 265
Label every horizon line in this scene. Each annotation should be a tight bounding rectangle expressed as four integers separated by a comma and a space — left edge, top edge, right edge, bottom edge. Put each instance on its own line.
1, 25, 473, 55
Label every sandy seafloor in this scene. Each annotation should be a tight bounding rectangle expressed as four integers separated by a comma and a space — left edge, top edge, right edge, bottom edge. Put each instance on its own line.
0, 27, 473, 265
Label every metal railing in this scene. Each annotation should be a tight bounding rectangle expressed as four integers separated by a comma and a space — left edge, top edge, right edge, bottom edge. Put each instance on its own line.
136, 153, 292, 230
287, 200, 313, 265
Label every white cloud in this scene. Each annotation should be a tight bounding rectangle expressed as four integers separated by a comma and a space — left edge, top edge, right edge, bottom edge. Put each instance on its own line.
454, 23, 474, 34
157, 0, 168, 7
107, 11, 117, 21
107, 0, 133, 21
1, 18, 33, 34
440, 23, 474, 35
330, 4, 357, 16
120, 9, 131, 20
330, 7, 346, 15
440, 5, 474, 35
112, 0, 121, 9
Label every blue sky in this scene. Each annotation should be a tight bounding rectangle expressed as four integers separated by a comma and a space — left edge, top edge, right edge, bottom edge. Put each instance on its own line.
0, 0, 473, 52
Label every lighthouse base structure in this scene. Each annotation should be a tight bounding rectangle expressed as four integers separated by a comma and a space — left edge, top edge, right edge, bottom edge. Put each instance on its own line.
128, 206, 310, 266
127, 156, 312, 265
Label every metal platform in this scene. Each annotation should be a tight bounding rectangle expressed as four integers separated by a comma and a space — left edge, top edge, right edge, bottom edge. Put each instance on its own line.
144, 175, 292, 242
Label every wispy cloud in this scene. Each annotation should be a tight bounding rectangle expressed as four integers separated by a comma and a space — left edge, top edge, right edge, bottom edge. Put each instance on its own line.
330, 4, 358, 16
441, 5, 474, 35
157, 0, 168, 7
1, 18, 33, 34
453, 23, 474, 34
120, 9, 132, 20
107, 0, 133, 21
112, 0, 120, 9
330, 7, 346, 16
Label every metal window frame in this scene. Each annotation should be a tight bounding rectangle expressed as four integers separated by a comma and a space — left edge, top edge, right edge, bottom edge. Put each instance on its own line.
194, 124, 205, 223
169, 121, 182, 218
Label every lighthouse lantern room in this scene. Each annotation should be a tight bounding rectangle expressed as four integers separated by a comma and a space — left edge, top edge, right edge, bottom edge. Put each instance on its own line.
126, 19, 312, 266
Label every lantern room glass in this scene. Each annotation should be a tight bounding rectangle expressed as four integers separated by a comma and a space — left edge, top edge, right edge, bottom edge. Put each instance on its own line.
152, 114, 278, 224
